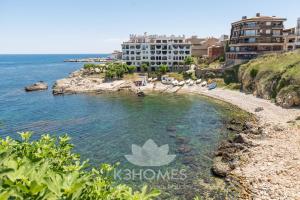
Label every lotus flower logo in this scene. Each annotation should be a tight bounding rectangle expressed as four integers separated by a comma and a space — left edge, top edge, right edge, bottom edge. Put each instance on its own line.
125, 139, 176, 167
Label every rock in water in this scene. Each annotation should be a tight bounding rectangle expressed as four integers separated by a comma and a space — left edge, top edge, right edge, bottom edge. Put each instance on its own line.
136, 91, 145, 97
211, 156, 231, 177
25, 81, 48, 92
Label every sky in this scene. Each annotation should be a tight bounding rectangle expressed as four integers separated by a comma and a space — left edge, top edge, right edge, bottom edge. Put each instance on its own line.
0, 0, 299, 54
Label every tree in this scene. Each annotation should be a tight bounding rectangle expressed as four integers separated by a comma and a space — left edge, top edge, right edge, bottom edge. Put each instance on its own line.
159, 65, 168, 74
141, 63, 149, 72
105, 69, 115, 80
115, 65, 126, 79
184, 56, 194, 65
127, 65, 136, 73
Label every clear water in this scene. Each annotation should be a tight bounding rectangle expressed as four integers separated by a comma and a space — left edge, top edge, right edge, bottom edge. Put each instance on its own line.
0, 55, 236, 199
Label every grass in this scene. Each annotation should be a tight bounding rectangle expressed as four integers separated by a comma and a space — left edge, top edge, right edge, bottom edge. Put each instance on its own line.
123, 73, 140, 80
168, 72, 184, 81
240, 51, 300, 83
237, 50, 300, 100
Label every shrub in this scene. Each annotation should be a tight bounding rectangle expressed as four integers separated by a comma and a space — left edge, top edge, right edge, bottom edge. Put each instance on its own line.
182, 71, 194, 80
184, 56, 194, 65
0, 132, 160, 199
141, 63, 148, 72
127, 65, 136, 73
250, 68, 259, 78
83, 63, 97, 69
158, 65, 168, 74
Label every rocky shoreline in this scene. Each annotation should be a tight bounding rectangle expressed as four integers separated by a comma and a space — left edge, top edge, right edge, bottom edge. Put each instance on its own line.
52, 68, 300, 199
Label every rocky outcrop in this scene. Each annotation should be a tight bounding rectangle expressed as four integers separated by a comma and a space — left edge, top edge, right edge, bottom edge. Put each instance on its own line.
276, 85, 300, 108
211, 120, 258, 178
236, 52, 300, 108
211, 156, 231, 177
25, 81, 48, 92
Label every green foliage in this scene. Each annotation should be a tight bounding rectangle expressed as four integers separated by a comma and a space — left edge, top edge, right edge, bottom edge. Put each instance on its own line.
250, 68, 259, 78
168, 72, 184, 81
224, 65, 240, 84
83, 63, 106, 73
105, 63, 128, 80
141, 63, 149, 72
83, 63, 96, 69
0, 133, 160, 200
127, 65, 136, 74
158, 65, 168, 74
184, 56, 194, 65
218, 55, 225, 62
225, 83, 241, 90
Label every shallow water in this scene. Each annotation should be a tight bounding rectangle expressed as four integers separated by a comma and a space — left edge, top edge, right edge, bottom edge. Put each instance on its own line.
0, 55, 236, 199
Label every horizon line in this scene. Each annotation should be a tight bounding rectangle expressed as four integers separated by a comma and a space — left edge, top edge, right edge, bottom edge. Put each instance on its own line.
0, 53, 112, 55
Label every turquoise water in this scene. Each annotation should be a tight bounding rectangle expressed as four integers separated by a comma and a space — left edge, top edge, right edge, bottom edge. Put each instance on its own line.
0, 55, 235, 199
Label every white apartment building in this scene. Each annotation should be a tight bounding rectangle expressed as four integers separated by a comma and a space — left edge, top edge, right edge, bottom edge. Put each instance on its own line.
121, 33, 192, 72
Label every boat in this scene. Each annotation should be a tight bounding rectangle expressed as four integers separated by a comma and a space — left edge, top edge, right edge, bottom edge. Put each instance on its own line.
208, 82, 217, 90
201, 81, 207, 87
152, 78, 158, 82
196, 79, 202, 84
185, 79, 191, 84
178, 81, 185, 86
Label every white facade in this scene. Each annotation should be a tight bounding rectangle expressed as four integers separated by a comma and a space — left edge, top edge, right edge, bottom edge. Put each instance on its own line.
121, 33, 192, 71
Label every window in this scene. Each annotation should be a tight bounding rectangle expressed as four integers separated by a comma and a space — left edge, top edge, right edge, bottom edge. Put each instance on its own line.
245, 22, 256, 27
266, 22, 271, 26
266, 29, 271, 34
248, 38, 256, 43
273, 30, 281, 36
245, 30, 257, 36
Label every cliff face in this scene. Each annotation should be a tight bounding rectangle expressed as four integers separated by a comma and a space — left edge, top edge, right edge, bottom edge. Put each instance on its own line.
237, 51, 300, 108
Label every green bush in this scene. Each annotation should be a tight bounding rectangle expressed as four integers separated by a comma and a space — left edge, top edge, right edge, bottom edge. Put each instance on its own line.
184, 56, 194, 65
0, 132, 160, 200
218, 55, 225, 62
127, 65, 136, 74
250, 68, 259, 78
158, 65, 168, 74
84, 63, 97, 69
141, 63, 149, 72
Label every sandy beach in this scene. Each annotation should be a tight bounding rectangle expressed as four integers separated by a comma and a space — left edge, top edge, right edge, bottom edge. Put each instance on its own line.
53, 75, 300, 199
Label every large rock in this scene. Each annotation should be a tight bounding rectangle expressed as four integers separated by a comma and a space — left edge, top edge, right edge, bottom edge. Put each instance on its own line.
211, 156, 231, 177
25, 81, 48, 92
276, 85, 300, 108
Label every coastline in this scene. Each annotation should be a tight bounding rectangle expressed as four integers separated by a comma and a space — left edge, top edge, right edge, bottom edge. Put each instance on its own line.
53, 72, 300, 199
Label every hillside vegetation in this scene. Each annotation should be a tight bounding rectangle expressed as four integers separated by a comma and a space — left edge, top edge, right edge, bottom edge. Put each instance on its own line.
0, 132, 160, 200
237, 51, 300, 108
